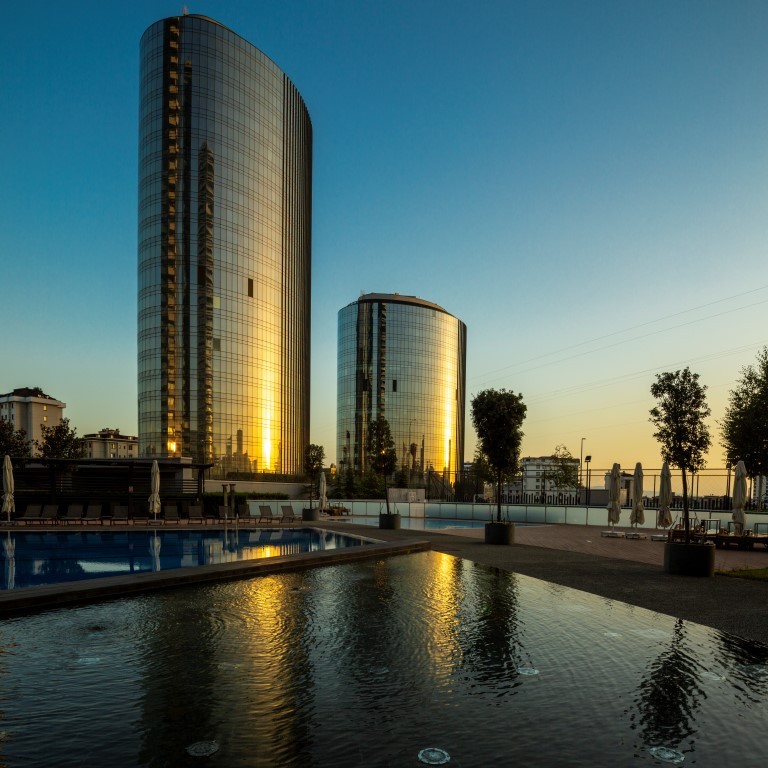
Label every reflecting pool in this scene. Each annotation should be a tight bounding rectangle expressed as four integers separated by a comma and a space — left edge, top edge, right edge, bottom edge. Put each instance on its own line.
0, 551, 766, 766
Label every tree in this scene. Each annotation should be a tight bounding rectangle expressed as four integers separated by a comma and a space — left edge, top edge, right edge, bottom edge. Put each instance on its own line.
471, 388, 527, 523
721, 347, 768, 510
303, 444, 325, 509
649, 368, 711, 542
367, 416, 398, 514
549, 445, 579, 493
36, 418, 85, 459
0, 417, 33, 457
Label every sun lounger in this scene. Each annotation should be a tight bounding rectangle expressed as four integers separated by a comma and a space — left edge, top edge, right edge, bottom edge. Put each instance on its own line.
17, 504, 42, 524
259, 505, 276, 524
753, 523, 768, 548
236, 503, 253, 523
39, 504, 59, 525
163, 504, 179, 524
187, 504, 205, 524
601, 530, 625, 538
280, 505, 296, 523
83, 504, 103, 524
111, 505, 129, 524
60, 503, 84, 524
218, 505, 235, 522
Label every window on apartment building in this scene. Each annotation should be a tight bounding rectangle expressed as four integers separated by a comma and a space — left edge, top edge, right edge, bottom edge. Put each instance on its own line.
392, 379, 397, 392
248, 278, 254, 297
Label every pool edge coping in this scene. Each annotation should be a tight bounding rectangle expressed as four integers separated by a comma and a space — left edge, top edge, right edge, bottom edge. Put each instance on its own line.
0, 538, 431, 617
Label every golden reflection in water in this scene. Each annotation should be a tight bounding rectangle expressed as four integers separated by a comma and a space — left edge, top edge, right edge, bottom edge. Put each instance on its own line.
423, 552, 463, 667
234, 575, 306, 760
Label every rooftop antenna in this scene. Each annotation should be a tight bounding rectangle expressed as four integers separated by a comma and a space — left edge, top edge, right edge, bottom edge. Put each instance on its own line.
182, 5, 189, 15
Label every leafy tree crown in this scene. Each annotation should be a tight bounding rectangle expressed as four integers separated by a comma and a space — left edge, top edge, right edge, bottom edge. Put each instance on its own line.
366, 416, 398, 477
36, 418, 85, 459
720, 346, 768, 478
471, 389, 526, 479
303, 444, 325, 478
0, 417, 33, 457
649, 368, 711, 473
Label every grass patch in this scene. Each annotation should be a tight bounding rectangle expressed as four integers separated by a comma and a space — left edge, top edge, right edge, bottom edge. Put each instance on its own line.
718, 567, 768, 582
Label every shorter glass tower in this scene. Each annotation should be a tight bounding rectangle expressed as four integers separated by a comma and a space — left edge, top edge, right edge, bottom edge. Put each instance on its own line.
337, 293, 466, 483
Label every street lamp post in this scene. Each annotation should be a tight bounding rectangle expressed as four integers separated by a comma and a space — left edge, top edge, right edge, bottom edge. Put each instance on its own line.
584, 455, 592, 506
579, 437, 586, 494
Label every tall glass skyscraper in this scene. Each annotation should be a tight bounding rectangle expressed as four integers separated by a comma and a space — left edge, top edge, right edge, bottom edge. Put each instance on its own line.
337, 294, 466, 480
138, 14, 311, 475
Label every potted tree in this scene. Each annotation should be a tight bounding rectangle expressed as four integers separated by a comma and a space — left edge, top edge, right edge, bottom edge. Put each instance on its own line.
471, 388, 527, 545
650, 368, 715, 576
302, 443, 325, 522
367, 416, 400, 529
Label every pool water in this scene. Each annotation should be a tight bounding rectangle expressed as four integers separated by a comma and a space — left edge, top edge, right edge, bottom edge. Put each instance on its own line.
0, 551, 766, 767
1, 529, 369, 590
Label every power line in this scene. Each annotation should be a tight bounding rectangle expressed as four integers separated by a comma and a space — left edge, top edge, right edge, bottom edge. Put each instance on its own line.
522, 340, 768, 406
475, 298, 768, 388
470, 284, 768, 383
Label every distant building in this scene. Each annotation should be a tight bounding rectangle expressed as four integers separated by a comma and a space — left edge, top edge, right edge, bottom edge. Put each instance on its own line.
0, 387, 65, 449
337, 293, 466, 479
520, 455, 579, 503
82, 428, 138, 460
752, 475, 767, 508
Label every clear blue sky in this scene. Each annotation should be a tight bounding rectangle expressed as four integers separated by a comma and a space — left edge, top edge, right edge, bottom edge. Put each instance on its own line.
2, 0, 768, 473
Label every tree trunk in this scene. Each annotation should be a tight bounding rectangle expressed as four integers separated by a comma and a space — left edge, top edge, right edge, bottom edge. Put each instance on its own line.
496, 470, 502, 523
681, 467, 690, 544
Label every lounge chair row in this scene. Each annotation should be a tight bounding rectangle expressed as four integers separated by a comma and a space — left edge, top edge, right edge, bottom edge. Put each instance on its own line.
11, 503, 299, 526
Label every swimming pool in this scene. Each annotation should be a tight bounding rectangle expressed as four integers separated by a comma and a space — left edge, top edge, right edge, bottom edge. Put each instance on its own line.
0, 550, 765, 766
1, 529, 370, 591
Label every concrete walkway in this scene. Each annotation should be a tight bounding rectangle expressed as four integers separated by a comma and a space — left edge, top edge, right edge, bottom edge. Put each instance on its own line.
321, 521, 768, 646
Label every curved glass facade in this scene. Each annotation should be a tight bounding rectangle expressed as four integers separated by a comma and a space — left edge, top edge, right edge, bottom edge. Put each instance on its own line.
138, 15, 311, 475
337, 294, 466, 479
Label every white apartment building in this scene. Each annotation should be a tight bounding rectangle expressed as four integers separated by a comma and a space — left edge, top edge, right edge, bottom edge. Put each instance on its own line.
521, 455, 580, 500
83, 428, 138, 459
0, 387, 65, 448
491, 455, 580, 503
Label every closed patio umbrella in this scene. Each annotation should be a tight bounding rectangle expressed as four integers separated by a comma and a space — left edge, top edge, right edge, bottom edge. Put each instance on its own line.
658, 462, 673, 528
149, 460, 161, 522
607, 463, 621, 526
2, 455, 14, 523
732, 460, 747, 534
630, 462, 645, 527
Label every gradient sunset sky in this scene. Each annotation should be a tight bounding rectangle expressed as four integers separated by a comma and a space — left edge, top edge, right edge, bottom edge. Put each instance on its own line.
2, 0, 767, 473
